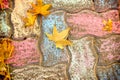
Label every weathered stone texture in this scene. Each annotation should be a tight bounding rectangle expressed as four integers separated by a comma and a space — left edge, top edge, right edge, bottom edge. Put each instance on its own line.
94, 0, 118, 12
97, 63, 120, 80
6, 38, 40, 67
0, 11, 11, 37
12, 64, 68, 80
68, 36, 97, 80
40, 11, 69, 66
43, 0, 94, 13
96, 35, 120, 66
11, 0, 41, 39
66, 10, 120, 39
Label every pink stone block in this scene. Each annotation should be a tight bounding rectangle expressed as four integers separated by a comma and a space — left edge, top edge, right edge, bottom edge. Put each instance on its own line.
101, 10, 119, 21
6, 38, 40, 67
66, 10, 120, 39
96, 34, 120, 66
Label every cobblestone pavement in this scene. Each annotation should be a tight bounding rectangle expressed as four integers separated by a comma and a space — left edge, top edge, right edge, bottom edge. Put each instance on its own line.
0, 0, 120, 80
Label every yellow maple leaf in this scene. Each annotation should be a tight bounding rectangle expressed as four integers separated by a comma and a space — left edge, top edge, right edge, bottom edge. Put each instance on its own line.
102, 19, 113, 32
4, 65, 11, 80
0, 38, 14, 59
55, 39, 72, 49
23, 12, 37, 27
0, 38, 14, 80
46, 25, 72, 49
0, 62, 7, 75
0, 63, 11, 80
28, 0, 51, 16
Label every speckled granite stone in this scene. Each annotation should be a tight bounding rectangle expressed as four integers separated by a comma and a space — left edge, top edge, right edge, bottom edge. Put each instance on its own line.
101, 10, 119, 21
94, 0, 118, 12
95, 34, 120, 66
11, 64, 68, 80
11, 0, 41, 39
6, 38, 40, 67
68, 36, 97, 80
40, 11, 69, 66
96, 63, 120, 80
0, 11, 11, 37
43, 0, 94, 13
66, 10, 120, 39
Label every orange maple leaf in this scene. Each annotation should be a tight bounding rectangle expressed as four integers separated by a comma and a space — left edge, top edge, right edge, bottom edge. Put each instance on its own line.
28, 0, 51, 16
0, 0, 9, 9
102, 19, 113, 32
0, 38, 14, 80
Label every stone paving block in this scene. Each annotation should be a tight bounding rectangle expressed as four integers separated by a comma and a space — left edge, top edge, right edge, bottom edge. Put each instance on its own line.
43, 0, 94, 13
66, 10, 120, 39
11, 0, 41, 39
12, 64, 68, 80
95, 34, 120, 66
0, 11, 12, 37
1, 0, 120, 80
94, 0, 118, 12
6, 38, 40, 67
40, 11, 69, 66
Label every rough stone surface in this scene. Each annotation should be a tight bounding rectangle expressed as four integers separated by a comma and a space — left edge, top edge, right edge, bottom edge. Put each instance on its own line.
12, 64, 68, 80
0, 11, 11, 37
11, 0, 41, 39
6, 38, 40, 67
68, 36, 97, 80
97, 63, 120, 80
43, 0, 94, 13
1, 0, 120, 80
94, 0, 118, 12
66, 10, 120, 39
40, 11, 69, 66
101, 10, 119, 21
96, 34, 120, 66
